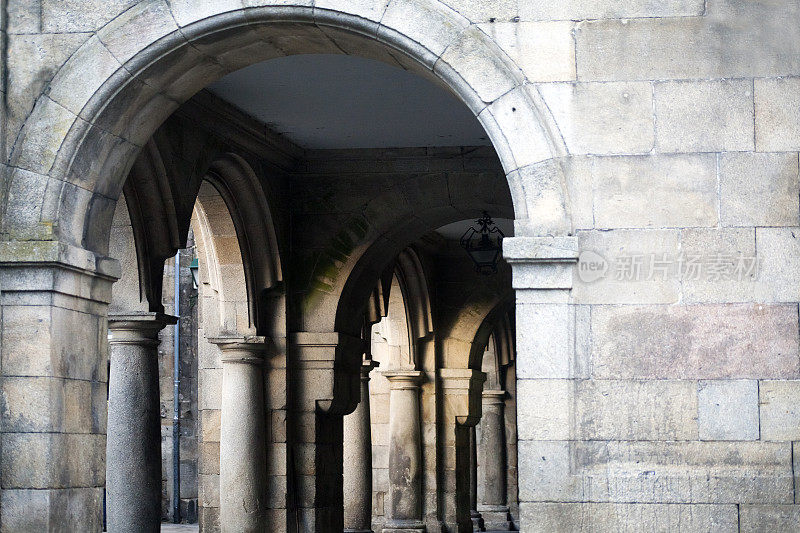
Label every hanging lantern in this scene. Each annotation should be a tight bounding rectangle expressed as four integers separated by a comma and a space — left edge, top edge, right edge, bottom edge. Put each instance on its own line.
459, 211, 505, 275
189, 258, 199, 290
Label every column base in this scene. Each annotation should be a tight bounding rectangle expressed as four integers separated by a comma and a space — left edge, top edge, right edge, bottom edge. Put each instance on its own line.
478, 505, 513, 530
382, 519, 426, 533
471, 510, 484, 531
344, 530, 374, 533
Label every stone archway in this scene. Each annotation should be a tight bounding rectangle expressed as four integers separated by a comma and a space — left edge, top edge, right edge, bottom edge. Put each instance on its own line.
0, 2, 573, 531
4, 0, 570, 255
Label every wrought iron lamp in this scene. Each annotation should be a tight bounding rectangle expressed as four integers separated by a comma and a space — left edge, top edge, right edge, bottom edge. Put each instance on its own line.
460, 211, 505, 275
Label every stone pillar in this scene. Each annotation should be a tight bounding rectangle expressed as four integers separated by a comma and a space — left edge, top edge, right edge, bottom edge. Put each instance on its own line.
502, 236, 578, 532
440, 368, 486, 532
106, 312, 176, 532
212, 337, 268, 532
469, 426, 483, 531
478, 390, 512, 530
289, 331, 362, 532
344, 360, 380, 532
382, 370, 425, 532
0, 246, 118, 529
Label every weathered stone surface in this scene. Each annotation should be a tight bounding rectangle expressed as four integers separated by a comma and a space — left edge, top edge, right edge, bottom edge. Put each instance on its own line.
740, 505, 800, 533
574, 229, 681, 304
759, 381, 800, 441
720, 152, 799, 227
520, 502, 738, 532
698, 380, 759, 441
0, 488, 104, 532
41, 0, 138, 32
437, 25, 518, 105
680, 227, 758, 303
575, 8, 800, 81
515, 304, 577, 378
755, 228, 800, 302
519, 0, 704, 20
576, 379, 697, 440
539, 82, 653, 155
655, 79, 754, 153
584, 154, 717, 229
755, 77, 800, 152
519, 440, 793, 504
518, 378, 700, 441
2, 432, 105, 488
480, 22, 575, 83
591, 304, 800, 379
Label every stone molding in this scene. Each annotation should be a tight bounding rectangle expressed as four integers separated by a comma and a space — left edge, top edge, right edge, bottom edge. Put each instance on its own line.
440, 368, 487, 426
208, 336, 268, 365
108, 312, 177, 347
361, 359, 380, 380
382, 369, 424, 389
481, 389, 507, 405
502, 236, 578, 291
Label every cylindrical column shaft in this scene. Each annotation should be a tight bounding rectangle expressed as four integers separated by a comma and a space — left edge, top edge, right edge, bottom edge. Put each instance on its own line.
382, 370, 425, 532
107, 313, 174, 532
478, 390, 512, 530
216, 339, 268, 532
344, 361, 379, 532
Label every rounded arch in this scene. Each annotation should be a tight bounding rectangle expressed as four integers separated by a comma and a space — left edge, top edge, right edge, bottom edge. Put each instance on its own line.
4, 0, 570, 257
204, 153, 283, 334
191, 180, 252, 336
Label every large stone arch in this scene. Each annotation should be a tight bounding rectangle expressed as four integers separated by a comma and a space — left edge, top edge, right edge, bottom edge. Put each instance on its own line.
4, 0, 570, 257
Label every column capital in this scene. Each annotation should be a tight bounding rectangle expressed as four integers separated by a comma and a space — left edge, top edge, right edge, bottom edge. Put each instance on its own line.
208, 336, 268, 364
482, 389, 507, 404
502, 236, 578, 291
108, 312, 177, 345
382, 369, 424, 389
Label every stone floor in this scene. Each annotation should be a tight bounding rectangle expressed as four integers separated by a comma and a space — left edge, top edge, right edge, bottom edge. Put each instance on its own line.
161, 524, 199, 532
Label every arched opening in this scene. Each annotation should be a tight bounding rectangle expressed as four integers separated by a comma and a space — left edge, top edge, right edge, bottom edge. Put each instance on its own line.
3, 3, 567, 532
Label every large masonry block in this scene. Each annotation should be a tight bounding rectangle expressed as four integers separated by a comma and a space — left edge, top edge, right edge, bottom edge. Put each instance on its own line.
655, 79, 754, 153
538, 82, 653, 155
520, 503, 738, 532
740, 505, 800, 533
480, 22, 575, 82
720, 152, 800, 227
577, 379, 698, 440
755, 77, 800, 152
759, 381, 800, 441
698, 380, 759, 441
574, 229, 681, 304
591, 304, 800, 379
587, 154, 717, 229
755, 227, 800, 302
575, 11, 800, 81
680, 228, 758, 303
519, 440, 793, 504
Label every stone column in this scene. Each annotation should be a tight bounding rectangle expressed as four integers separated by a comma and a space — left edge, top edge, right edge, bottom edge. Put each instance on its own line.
469, 426, 483, 531
212, 337, 268, 532
478, 390, 512, 530
344, 360, 380, 532
107, 312, 176, 532
382, 370, 425, 532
